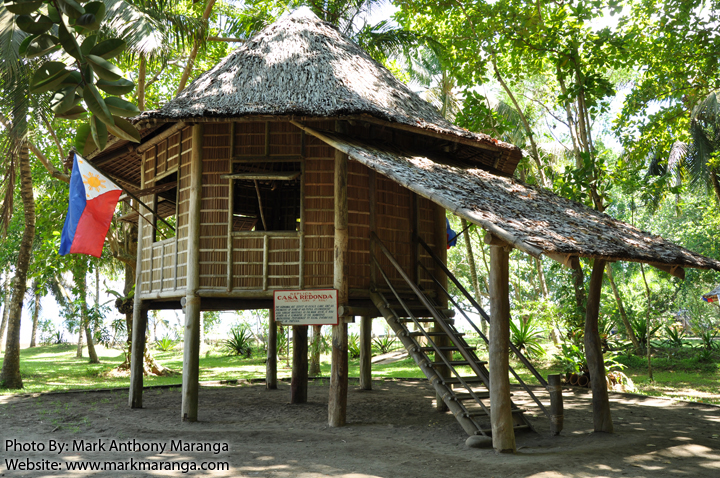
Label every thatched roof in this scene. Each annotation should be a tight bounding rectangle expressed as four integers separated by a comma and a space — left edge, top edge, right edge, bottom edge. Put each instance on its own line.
136, 8, 520, 174
291, 121, 720, 273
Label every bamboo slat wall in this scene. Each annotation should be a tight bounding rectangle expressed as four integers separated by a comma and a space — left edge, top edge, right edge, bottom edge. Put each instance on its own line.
137, 119, 439, 301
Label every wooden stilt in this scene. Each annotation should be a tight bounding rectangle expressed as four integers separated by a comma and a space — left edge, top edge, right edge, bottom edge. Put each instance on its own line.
329, 120, 349, 427
585, 258, 613, 433
360, 316, 372, 390
291, 325, 308, 403
547, 374, 564, 435
128, 301, 147, 408
266, 308, 277, 389
488, 239, 516, 453
181, 124, 203, 422
433, 204, 450, 411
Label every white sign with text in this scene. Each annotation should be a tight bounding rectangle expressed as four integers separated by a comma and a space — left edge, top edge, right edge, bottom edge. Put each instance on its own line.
273, 289, 338, 325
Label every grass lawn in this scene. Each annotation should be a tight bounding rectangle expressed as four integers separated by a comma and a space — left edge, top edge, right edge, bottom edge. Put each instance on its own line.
1, 341, 718, 406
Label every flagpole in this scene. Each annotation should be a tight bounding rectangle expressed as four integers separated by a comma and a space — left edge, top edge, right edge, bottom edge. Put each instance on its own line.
73, 150, 176, 233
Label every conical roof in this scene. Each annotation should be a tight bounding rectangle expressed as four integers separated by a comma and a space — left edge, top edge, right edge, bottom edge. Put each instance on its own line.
141, 8, 516, 161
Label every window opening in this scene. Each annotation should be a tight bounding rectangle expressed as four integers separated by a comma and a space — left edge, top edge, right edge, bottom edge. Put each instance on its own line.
154, 171, 177, 241
232, 162, 301, 232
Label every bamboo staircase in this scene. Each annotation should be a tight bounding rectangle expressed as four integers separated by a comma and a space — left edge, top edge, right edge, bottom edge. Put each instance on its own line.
369, 233, 551, 438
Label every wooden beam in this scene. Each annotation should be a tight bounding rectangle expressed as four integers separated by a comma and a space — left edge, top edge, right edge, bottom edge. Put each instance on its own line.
221, 172, 301, 181
329, 120, 349, 427
544, 252, 579, 269
434, 204, 450, 412
291, 325, 308, 403
651, 263, 685, 279
181, 124, 203, 422
136, 122, 187, 154
585, 258, 613, 433
359, 316, 372, 390
489, 242, 516, 453
266, 309, 277, 389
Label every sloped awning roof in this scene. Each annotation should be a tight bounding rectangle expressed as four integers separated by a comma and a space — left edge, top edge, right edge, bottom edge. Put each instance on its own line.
291, 121, 720, 276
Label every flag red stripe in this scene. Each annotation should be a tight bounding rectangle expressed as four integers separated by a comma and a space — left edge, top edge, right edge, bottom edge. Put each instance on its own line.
69, 190, 122, 257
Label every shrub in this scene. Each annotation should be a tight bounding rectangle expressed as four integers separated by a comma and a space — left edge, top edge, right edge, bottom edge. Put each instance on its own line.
348, 333, 361, 359
155, 335, 177, 352
224, 326, 253, 357
373, 334, 398, 354
509, 317, 545, 357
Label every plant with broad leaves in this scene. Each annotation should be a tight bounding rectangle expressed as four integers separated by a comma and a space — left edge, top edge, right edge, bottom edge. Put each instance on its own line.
5, 0, 140, 153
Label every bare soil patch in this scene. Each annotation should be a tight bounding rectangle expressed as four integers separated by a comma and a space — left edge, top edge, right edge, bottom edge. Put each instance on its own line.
1, 379, 719, 477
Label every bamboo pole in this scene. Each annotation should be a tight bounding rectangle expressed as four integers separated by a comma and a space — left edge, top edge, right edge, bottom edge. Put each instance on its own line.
585, 258, 613, 433
489, 238, 516, 453
128, 302, 147, 408
266, 308, 278, 389
329, 121, 349, 427
181, 124, 203, 422
360, 316, 372, 390
291, 325, 308, 403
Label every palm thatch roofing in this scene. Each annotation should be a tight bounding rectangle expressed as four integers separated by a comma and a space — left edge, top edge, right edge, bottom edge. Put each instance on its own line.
134, 8, 520, 175
291, 121, 720, 274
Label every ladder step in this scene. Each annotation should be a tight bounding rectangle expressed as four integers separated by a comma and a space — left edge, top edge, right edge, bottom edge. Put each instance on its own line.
452, 391, 513, 401
476, 424, 531, 435
419, 346, 475, 352
407, 331, 464, 337
430, 360, 487, 367
465, 408, 526, 419
397, 318, 455, 325
441, 377, 487, 385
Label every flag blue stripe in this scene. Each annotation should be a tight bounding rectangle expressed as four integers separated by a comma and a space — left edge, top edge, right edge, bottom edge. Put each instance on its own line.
59, 154, 87, 255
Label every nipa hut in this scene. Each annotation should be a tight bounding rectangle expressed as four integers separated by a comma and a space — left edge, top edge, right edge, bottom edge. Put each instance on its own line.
89, 8, 720, 452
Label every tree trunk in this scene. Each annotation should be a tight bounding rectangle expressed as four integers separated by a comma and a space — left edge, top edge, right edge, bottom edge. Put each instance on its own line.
605, 263, 641, 352
585, 259, 613, 433
461, 218, 483, 302
76, 326, 84, 358
570, 260, 587, 340
77, 265, 99, 364
175, 0, 217, 96
639, 263, 653, 381
0, 277, 12, 351
29, 284, 40, 348
309, 325, 322, 377
0, 142, 35, 389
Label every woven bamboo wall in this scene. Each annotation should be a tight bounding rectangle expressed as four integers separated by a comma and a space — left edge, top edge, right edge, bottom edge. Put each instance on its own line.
303, 120, 335, 288
418, 197, 438, 290
199, 123, 231, 289
136, 119, 440, 300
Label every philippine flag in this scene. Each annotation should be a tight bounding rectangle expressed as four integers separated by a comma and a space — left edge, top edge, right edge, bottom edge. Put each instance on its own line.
59, 153, 122, 257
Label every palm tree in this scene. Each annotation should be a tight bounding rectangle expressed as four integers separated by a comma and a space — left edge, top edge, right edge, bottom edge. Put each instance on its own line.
686, 91, 720, 202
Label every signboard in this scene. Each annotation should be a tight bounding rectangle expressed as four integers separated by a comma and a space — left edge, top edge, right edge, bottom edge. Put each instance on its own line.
273, 289, 338, 325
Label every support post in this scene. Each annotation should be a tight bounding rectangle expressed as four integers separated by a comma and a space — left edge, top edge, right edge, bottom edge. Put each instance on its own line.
585, 258, 613, 433
489, 238, 516, 453
266, 308, 277, 389
128, 301, 147, 408
433, 204, 450, 411
181, 124, 203, 422
547, 374, 564, 435
360, 316, 372, 390
329, 121, 349, 427
291, 325, 308, 403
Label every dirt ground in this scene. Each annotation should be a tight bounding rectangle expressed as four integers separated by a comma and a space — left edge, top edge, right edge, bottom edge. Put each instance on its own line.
1, 378, 719, 477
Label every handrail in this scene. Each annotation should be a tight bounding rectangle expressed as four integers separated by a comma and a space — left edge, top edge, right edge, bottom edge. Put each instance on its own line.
418, 236, 548, 388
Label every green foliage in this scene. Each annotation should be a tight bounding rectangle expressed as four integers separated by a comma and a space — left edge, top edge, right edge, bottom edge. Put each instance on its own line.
629, 316, 663, 347
373, 333, 398, 355
155, 335, 177, 352
662, 324, 686, 348
348, 333, 360, 359
224, 325, 253, 357
695, 328, 719, 351
554, 344, 587, 374
509, 317, 545, 358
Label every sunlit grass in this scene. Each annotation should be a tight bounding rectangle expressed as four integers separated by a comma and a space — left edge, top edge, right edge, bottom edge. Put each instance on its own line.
1, 341, 718, 406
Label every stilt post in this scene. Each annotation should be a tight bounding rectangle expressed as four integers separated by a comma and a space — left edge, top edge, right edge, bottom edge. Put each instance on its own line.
433, 204, 450, 411
266, 308, 278, 389
359, 316, 372, 390
128, 301, 147, 408
487, 233, 516, 453
585, 258, 613, 433
291, 325, 308, 403
329, 120, 349, 427
547, 374, 564, 435
181, 123, 203, 422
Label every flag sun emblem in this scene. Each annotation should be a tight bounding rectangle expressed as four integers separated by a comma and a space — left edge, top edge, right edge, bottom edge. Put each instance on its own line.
83, 172, 107, 192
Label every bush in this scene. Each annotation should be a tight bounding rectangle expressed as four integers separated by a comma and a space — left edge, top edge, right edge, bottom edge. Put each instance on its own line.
155, 335, 177, 352
509, 317, 545, 357
224, 326, 253, 357
348, 333, 360, 359
373, 334, 398, 354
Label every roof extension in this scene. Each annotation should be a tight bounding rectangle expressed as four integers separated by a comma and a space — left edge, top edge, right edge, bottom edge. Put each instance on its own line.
291, 121, 720, 274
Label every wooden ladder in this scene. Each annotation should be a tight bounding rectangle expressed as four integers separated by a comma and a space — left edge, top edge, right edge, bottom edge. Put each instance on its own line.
370, 289, 533, 437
